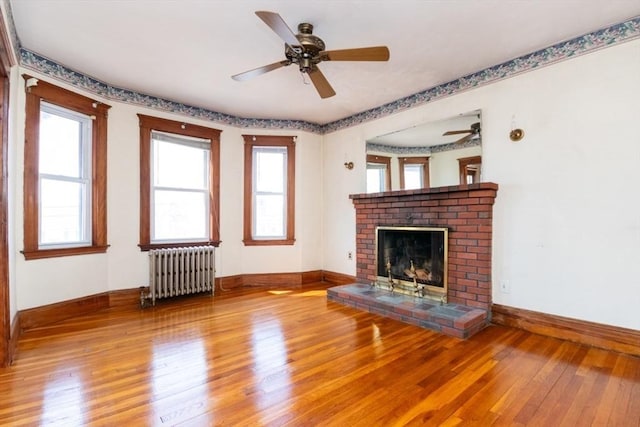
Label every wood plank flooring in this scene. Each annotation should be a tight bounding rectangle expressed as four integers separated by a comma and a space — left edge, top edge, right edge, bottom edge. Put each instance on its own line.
0, 284, 638, 426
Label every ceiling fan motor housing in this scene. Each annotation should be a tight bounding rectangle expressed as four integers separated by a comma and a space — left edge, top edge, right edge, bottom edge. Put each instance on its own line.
285, 23, 326, 73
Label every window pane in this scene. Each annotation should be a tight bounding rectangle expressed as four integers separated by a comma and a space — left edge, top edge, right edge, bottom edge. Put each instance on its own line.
39, 110, 83, 177
255, 148, 285, 193
367, 166, 385, 193
40, 179, 86, 245
154, 139, 208, 190
404, 164, 423, 190
153, 190, 207, 240
255, 194, 285, 237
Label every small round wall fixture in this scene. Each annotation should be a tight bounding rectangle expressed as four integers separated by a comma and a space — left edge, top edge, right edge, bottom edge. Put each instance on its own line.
509, 128, 525, 142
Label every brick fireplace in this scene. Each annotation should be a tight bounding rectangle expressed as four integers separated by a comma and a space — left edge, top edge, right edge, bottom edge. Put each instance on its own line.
327, 183, 498, 338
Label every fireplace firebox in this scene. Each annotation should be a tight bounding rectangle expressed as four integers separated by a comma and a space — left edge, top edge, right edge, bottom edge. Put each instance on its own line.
375, 226, 448, 301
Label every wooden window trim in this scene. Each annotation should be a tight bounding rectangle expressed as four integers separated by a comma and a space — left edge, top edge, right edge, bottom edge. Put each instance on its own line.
22, 75, 111, 260
0, 12, 13, 366
398, 156, 430, 189
243, 135, 295, 246
366, 154, 391, 191
458, 155, 482, 185
138, 114, 221, 251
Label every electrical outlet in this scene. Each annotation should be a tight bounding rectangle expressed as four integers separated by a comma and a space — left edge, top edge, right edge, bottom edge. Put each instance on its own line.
348, 251, 353, 260
500, 280, 511, 294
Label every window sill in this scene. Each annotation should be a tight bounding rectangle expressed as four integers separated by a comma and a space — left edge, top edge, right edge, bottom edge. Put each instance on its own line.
243, 239, 295, 246
22, 245, 110, 260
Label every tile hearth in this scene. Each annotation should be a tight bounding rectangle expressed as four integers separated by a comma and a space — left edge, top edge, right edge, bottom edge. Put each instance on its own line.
327, 283, 488, 339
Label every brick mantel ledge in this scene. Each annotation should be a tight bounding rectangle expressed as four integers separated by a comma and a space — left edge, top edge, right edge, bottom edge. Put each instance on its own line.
349, 182, 499, 201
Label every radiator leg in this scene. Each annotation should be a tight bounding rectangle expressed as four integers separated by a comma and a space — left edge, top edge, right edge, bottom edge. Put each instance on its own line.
140, 286, 148, 309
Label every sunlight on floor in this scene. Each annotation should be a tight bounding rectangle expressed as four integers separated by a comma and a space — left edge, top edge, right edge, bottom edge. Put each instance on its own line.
267, 289, 327, 297
268, 290, 293, 295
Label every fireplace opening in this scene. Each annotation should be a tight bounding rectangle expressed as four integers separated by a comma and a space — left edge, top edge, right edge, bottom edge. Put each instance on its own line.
375, 226, 448, 301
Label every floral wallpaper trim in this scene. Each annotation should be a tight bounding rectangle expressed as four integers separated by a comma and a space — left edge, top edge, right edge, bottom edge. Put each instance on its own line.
18, 17, 640, 135
366, 138, 481, 155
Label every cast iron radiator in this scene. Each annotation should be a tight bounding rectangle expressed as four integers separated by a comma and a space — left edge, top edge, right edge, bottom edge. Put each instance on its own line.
141, 246, 215, 307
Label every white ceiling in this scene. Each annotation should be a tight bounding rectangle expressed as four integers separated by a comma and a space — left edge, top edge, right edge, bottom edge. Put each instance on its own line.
9, 0, 640, 125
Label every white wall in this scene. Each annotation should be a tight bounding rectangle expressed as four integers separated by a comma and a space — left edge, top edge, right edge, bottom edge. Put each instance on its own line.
11, 70, 324, 310
323, 39, 640, 330
430, 145, 481, 187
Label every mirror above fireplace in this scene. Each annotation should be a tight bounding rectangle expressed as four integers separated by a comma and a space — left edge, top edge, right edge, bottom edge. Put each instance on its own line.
366, 109, 482, 192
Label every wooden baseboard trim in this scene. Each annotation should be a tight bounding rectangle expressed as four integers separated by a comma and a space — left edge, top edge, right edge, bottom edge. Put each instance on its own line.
322, 270, 357, 285
20, 293, 110, 331
302, 270, 323, 285
217, 270, 324, 291
6, 313, 19, 366
17, 270, 355, 331
109, 288, 142, 308
492, 304, 640, 357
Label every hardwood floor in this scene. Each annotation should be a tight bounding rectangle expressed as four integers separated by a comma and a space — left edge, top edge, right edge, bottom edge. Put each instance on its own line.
0, 284, 638, 426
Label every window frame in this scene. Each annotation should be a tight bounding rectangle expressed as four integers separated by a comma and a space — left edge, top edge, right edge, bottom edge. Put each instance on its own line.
243, 135, 295, 246
366, 154, 391, 193
22, 75, 111, 260
399, 156, 430, 190
138, 114, 221, 251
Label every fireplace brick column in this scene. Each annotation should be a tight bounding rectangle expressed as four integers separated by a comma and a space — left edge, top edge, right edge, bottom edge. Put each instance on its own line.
350, 183, 498, 311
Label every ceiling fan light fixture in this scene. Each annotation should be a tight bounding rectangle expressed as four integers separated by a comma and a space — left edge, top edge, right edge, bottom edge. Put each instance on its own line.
232, 11, 390, 99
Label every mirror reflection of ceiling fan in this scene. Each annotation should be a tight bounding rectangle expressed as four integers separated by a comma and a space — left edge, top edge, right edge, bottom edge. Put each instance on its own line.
231, 11, 390, 99
443, 122, 481, 144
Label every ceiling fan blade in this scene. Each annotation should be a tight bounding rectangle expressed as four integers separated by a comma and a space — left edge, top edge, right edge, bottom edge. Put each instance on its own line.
455, 133, 474, 144
231, 60, 290, 81
255, 11, 300, 47
321, 46, 390, 61
308, 67, 336, 99
443, 130, 473, 136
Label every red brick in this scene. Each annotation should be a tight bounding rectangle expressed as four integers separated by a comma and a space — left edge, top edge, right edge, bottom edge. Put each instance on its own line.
459, 212, 480, 219
468, 190, 497, 198
468, 246, 491, 254
456, 238, 478, 246
457, 265, 478, 274
439, 212, 458, 219
457, 278, 479, 287
468, 204, 491, 212
456, 291, 477, 301
459, 198, 480, 205
477, 294, 491, 303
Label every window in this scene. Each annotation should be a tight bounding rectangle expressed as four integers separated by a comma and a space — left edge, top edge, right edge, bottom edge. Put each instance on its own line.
366, 154, 391, 193
138, 115, 220, 250
243, 135, 295, 246
458, 156, 482, 185
22, 75, 111, 260
399, 156, 429, 190
39, 103, 92, 246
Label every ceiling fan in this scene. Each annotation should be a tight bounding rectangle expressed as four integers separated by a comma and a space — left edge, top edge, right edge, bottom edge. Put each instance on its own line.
231, 11, 390, 99
443, 122, 481, 144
